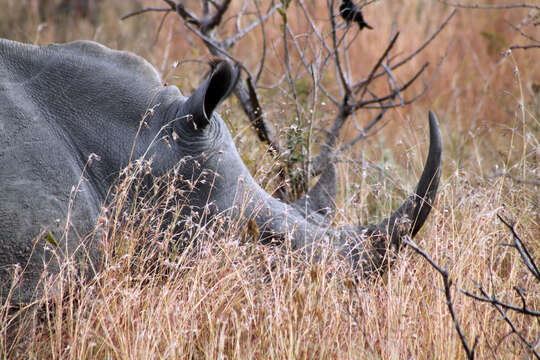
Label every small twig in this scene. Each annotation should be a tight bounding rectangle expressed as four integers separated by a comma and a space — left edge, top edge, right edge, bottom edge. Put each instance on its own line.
457, 213, 540, 358
509, 44, 540, 50
199, 0, 232, 33
361, 37, 451, 111
438, 0, 540, 10
154, 11, 172, 48
352, 9, 456, 88
475, 285, 540, 359
354, 31, 400, 95
202, 0, 210, 18
505, 20, 540, 44
403, 237, 478, 360
337, 106, 390, 152
461, 288, 540, 316
175, 2, 201, 26
353, 62, 429, 109
253, 0, 267, 83
381, 62, 404, 107
223, 3, 281, 50
514, 287, 527, 310
497, 214, 540, 281
329, 0, 352, 95
120, 7, 173, 21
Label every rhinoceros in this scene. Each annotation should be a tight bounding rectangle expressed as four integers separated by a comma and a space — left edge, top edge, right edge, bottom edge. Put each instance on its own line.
0, 39, 442, 304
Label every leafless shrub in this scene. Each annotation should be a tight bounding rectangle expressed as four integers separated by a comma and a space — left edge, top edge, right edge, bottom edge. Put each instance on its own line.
122, 0, 454, 199
404, 213, 539, 360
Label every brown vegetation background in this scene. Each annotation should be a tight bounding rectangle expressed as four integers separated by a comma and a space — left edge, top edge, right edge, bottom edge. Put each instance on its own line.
1, 0, 538, 358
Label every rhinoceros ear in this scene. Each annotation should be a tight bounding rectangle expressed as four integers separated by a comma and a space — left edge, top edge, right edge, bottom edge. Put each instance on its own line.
182, 59, 240, 130
292, 163, 337, 219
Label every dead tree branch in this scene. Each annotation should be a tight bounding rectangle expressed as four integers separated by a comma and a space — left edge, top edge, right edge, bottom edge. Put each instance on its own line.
497, 214, 540, 281
472, 283, 540, 359
122, 0, 282, 156
411, 213, 540, 359
122, 0, 452, 199
306, 6, 453, 177
437, 0, 540, 10
461, 287, 540, 316
403, 237, 478, 360
352, 10, 456, 90
439, 1, 539, 51
121, 7, 172, 21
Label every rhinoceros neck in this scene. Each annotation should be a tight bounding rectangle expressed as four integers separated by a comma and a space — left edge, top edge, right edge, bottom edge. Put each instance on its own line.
184, 119, 349, 255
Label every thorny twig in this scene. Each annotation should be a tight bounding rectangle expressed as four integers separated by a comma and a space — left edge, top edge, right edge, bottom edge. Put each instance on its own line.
121, 7, 172, 20
497, 214, 540, 281
403, 237, 479, 360
439, 1, 539, 51
405, 213, 540, 359
474, 283, 540, 359
123, 0, 282, 155
461, 288, 540, 316
437, 0, 540, 10
123, 0, 452, 197
352, 10, 456, 89
307, 7, 453, 176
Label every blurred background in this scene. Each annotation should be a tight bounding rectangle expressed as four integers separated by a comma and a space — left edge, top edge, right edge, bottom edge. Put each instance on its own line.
1, 1, 538, 358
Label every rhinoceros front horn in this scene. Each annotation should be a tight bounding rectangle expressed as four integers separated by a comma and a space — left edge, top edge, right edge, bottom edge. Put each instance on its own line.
339, 111, 442, 273
181, 59, 241, 130
375, 111, 442, 247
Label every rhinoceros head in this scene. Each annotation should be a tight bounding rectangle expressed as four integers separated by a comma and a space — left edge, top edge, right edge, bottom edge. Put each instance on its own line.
150, 59, 442, 273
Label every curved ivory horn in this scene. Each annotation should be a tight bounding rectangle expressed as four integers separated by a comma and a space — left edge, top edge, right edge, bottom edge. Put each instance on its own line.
340, 111, 442, 273
380, 110, 442, 240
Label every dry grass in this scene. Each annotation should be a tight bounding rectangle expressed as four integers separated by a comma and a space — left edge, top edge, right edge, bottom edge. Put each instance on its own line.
1, 0, 539, 358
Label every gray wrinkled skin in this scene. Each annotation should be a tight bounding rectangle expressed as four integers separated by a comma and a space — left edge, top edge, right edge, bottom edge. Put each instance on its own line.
0, 39, 442, 304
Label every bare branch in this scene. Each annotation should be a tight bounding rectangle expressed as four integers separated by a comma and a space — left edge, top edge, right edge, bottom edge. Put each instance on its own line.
403, 237, 478, 360
361, 38, 451, 111
293, 1, 340, 105
310, 10, 451, 176
381, 63, 404, 107
202, 0, 210, 18
474, 284, 540, 359
352, 9, 456, 88
298, 0, 332, 55
438, 0, 540, 10
337, 106, 390, 153
505, 19, 540, 44
121, 7, 173, 21
162, 0, 176, 7
389, 9, 455, 69
223, 3, 282, 50
175, 1, 201, 26
354, 31, 400, 95
282, 24, 304, 132
329, 0, 352, 95
353, 62, 429, 109
129, 0, 281, 155
461, 288, 540, 316
253, 0, 268, 83
199, 0, 232, 33
497, 214, 540, 281
509, 44, 540, 50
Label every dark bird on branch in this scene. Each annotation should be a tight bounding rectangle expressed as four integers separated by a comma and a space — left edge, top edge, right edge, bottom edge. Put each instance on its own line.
340, 0, 373, 30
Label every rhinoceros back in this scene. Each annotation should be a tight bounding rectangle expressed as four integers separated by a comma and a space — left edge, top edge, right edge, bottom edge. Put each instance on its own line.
0, 39, 164, 303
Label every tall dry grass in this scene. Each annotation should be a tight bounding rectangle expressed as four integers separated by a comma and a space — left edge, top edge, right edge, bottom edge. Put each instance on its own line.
1, 0, 538, 358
